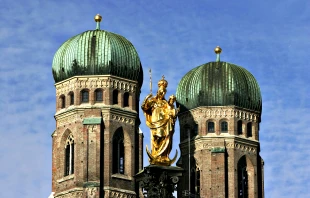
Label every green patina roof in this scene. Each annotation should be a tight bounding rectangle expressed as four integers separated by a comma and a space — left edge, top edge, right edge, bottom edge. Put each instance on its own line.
176, 62, 262, 113
52, 29, 143, 86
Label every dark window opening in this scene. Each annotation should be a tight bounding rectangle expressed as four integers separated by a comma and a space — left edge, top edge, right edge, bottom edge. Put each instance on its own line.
196, 170, 200, 195
193, 123, 198, 136
190, 169, 195, 195
238, 156, 248, 198
95, 89, 103, 102
237, 120, 243, 135
221, 121, 228, 132
190, 169, 200, 196
184, 125, 191, 140
113, 90, 118, 105
70, 93, 74, 105
81, 90, 89, 103
208, 122, 215, 132
113, 128, 124, 174
61, 96, 65, 108
124, 92, 129, 107
71, 143, 74, 174
65, 144, 70, 176
247, 123, 252, 137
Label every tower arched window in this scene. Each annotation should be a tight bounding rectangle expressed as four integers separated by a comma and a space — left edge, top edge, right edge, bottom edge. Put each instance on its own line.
69, 92, 74, 105
60, 95, 65, 108
221, 121, 228, 132
238, 156, 248, 198
208, 122, 215, 132
81, 90, 89, 103
123, 92, 129, 107
247, 122, 252, 137
237, 120, 243, 135
113, 90, 118, 105
64, 134, 74, 176
112, 128, 124, 174
95, 89, 103, 102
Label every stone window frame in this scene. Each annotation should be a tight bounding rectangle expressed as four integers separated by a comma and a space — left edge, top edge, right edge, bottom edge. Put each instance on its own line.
64, 133, 74, 177
220, 120, 228, 133
81, 89, 89, 103
94, 88, 103, 102
207, 121, 215, 133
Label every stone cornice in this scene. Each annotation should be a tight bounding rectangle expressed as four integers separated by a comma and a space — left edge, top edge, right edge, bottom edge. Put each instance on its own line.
54, 187, 83, 197
103, 186, 136, 195
56, 174, 74, 183
111, 173, 133, 181
178, 105, 260, 123
54, 106, 138, 127
55, 75, 138, 96
54, 108, 84, 127
102, 107, 137, 125
179, 136, 260, 154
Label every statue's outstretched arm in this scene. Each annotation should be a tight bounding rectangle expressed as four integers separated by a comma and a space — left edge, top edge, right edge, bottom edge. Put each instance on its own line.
141, 94, 153, 111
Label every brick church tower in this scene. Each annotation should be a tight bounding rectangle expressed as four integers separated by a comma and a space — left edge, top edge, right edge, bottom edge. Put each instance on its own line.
176, 47, 264, 198
50, 15, 143, 198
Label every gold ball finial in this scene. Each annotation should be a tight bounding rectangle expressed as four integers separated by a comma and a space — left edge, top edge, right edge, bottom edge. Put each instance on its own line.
94, 14, 102, 22
214, 46, 222, 54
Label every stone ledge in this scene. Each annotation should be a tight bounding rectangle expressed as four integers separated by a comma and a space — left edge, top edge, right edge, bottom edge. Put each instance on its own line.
111, 173, 133, 181
103, 186, 136, 195
83, 181, 100, 187
57, 174, 74, 183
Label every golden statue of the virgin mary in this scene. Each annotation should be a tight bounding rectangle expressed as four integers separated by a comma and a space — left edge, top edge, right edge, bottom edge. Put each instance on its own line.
141, 76, 178, 166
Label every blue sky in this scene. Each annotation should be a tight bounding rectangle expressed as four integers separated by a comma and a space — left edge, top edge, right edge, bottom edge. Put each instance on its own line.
0, 0, 309, 197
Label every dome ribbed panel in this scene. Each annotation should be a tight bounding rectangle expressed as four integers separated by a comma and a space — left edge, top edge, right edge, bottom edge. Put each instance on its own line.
52, 30, 143, 87
176, 62, 262, 113
52, 35, 80, 81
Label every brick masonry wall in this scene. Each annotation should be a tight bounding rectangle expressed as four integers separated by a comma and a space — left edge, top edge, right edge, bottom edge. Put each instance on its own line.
177, 106, 263, 198
52, 75, 141, 198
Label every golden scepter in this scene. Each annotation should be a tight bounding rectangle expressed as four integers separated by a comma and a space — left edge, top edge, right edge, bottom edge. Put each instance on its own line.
149, 68, 152, 94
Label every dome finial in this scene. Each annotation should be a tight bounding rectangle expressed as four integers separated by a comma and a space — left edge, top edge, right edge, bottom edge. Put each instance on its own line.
94, 14, 102, 30
214, 46, 222, 62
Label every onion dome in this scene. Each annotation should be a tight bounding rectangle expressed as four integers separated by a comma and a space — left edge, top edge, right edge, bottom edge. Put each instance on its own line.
176, 46, 262, 114
52, 14, 143, 87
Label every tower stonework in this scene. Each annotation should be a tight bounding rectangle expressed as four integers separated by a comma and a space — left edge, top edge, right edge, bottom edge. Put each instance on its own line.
51, 15, 143, 198
176, 48, 264, 198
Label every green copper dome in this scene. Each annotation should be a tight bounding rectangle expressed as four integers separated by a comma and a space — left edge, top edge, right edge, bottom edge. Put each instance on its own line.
176, 62, 262, 113
52, 29, 143, 86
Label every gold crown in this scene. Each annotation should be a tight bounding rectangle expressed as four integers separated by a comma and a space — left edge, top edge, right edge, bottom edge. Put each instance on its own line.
158, 75, 168, 89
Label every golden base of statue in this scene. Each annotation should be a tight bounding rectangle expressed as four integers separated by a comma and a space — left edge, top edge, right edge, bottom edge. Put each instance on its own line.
146, 145, 178, 166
